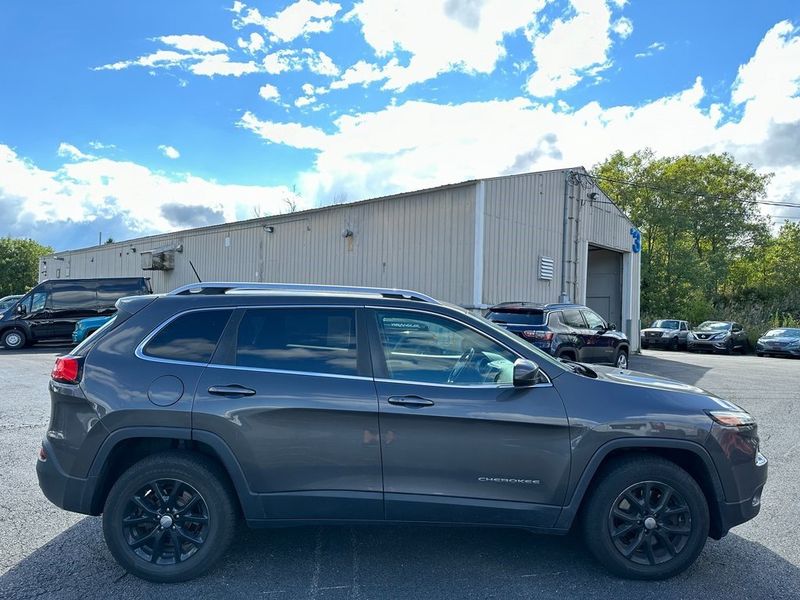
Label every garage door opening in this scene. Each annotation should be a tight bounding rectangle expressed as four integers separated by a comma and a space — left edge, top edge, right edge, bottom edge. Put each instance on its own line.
586, 246, 622, 330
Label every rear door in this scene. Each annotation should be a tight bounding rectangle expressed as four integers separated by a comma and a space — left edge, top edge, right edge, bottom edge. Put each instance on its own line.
561, 308, 593, 361
193, 305, 383, 520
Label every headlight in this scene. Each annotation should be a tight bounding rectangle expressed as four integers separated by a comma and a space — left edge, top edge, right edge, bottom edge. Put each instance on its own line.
706, 410, 756, 427
661, 332, 671, 337
712, 332, 730, 340
788, 339, 800, 348
687, 332, 695, 339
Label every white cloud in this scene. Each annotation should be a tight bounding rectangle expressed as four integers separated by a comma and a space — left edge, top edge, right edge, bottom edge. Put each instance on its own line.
189, 54, 260, 77
237, 32, 265, 53
236, 0, 341, 42
87, 140, 115, 150
262, 48, 339, 76
0, 144, 307, 235
348, 0, 547, 91
157, 34, 228, 54
238, 111, 328, 149
635, 41, 666, 59
295, 95, 317, 107
611, 17, 633, 39
158, 145, 181, 159
57, 143, 95, 161
526, 0, 618, 97
329, 59, 397, 89
258, 83, 281, 102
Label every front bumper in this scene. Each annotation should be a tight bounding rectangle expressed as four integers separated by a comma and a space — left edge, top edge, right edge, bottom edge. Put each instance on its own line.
37, 438, 99, 515
641, 336, 678, 347
687, 338, 730, 352
756, 343, 800, 356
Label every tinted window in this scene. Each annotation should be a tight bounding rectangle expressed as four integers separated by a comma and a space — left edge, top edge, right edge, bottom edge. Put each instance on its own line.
235, 308, 357, 376
21, 290, 48, 313
50, 281, 96, 310
582, 310, 605, 329
680, 322, 688, 331
562, 309, 586, 328
375, 310, 518, 385
485, 309, 545, 325
97, 280, 147, 307
144, 310, 232, 363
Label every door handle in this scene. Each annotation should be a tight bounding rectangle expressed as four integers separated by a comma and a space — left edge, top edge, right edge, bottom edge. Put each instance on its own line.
387, 395, 434, 408
208, 385, 256, 397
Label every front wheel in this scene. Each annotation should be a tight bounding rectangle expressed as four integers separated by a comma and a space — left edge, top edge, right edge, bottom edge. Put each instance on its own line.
1, 328, 26, 350
614, 348, 628, 369
582, 456, 709, 580
102, 452, 237, 583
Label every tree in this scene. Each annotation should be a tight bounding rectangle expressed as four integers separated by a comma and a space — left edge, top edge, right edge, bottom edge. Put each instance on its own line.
0, 237, 53, 297
593, 150, 772, 321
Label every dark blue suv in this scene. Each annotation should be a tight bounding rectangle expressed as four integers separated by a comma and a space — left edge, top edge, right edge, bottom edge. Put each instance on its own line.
485, 302, 630, 368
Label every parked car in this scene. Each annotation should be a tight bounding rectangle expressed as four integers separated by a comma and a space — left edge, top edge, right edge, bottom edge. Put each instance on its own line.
687, 321, 749, 354
72, 315, 113, 344
485, 302, 630, 368
0, 294, 23, 312
0, 277, 151, 350
755, 328, 800, 358
37, 283, 766, 582
640, 319, 690, 350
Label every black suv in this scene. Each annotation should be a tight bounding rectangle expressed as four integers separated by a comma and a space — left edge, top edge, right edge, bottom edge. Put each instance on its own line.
485, 302, 630, 368
0, 277, 151, 349
37, 283, 767, 582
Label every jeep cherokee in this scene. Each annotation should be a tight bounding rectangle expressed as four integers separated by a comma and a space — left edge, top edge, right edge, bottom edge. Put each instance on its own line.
37, 283, 767, 582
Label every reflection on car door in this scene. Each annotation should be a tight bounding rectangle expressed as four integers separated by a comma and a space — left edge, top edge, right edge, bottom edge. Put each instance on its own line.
581, 309, 614, 363
562, 308, 592, 361
368, 308, 571, 528
50, 281, 98, 339
193, 306, 383, 520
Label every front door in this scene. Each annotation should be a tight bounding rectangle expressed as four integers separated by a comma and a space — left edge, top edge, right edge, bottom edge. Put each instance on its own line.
368, 308, 571, 528
193, 306, 383, 520
581, 308, 615, 363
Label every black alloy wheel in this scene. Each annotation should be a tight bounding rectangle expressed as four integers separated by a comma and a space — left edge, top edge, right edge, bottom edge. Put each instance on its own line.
122, 479, 209, 565
608, 481, 691, 566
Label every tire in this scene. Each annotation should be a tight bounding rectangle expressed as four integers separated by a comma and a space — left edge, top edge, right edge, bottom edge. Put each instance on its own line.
1, 328, 26, 350
669, 338, 679, 351
614, 348, 628, 369
641, 342, 649, 350
756, 352, 764, 357
102, 452, 237, 583
556, 349, 577, 362
582, 456, 709, 580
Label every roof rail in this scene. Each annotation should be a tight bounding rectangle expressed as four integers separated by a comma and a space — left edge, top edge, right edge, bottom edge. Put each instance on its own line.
167, 282, 440, 304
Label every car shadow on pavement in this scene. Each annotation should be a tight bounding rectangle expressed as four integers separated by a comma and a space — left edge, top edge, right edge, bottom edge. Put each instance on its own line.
2, 517, 798, 599
1, 345, 73, 356
630, 353, 713, 387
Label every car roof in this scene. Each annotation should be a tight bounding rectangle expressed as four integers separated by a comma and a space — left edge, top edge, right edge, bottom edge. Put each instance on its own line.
487, 302, 588, 311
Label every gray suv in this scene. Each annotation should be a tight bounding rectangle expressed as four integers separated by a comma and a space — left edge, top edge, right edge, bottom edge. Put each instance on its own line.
37, 283, 767, 583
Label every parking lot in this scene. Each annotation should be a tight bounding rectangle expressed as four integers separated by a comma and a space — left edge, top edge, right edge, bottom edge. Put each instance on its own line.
1, 348, 798, 600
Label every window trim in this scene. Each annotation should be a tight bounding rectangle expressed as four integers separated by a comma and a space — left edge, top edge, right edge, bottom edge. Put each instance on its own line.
135, 306, 236, 367
366, 305, 552, 389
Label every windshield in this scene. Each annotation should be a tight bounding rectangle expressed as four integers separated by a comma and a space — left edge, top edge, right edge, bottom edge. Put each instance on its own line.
763, 328, 800, 338
696, 321, 731, 332
485, 308, 545, 326
651, 320, 679, 329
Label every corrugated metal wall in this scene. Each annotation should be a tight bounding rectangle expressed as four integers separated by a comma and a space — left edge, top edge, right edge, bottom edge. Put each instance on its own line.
42, 184, 477, 306
39, 169, 640, 347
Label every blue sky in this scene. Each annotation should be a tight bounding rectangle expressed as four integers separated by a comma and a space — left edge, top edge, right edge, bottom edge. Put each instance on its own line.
1, 0, 799, 250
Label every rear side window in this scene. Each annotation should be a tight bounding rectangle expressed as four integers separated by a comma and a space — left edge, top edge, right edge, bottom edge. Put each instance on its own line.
485, 310, 545, 325
50, 281, 97, 310
234, 308, 357, 376
97, 280, 147, 307
143, 310, 233, 363
562, 309, 586, 328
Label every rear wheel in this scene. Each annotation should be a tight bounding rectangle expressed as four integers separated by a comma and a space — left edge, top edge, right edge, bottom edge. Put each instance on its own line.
614, 348, 628, 369
103, 452, 237, 583
1, 329, 26, 350
582, 456, 709, 580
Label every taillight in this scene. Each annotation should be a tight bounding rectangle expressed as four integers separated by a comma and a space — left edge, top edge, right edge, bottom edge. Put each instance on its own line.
51, 356, 81, 384
522, 331, 554, 341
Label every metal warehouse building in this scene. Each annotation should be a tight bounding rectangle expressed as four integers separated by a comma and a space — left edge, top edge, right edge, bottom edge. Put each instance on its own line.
40, 168, 642, 349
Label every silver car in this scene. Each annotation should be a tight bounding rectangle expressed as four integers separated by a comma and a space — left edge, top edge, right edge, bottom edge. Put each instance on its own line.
640, 319, 690, 350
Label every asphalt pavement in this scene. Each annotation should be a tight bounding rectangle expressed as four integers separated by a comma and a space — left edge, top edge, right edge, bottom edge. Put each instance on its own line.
1, 348, 798, 599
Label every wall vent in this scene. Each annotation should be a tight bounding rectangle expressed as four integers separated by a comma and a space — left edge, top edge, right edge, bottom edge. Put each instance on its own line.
539, 256, 554, 281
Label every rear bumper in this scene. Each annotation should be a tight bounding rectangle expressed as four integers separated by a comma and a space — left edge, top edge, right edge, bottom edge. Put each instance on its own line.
37, 438, 99, 515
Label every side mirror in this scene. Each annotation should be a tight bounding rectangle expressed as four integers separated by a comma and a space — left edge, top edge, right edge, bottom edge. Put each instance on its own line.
608, 323, 617, 330
16, 304, 26, 315
513, 358, 541, 387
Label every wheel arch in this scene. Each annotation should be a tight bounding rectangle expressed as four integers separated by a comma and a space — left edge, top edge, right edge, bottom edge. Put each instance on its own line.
555, 439, 728, 539
87, 427, 262, 519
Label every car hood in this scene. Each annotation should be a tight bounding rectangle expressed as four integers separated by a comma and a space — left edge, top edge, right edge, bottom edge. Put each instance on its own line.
589, 364, 715, 396
758, 336, 799, 344
641, 328, 676, 334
